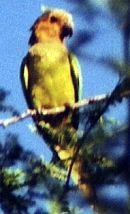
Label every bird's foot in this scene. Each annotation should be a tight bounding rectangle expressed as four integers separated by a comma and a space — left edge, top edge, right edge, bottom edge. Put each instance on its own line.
64, 103, 73, 114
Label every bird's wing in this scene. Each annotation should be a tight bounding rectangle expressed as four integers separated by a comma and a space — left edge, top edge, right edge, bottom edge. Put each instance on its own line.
20, 54, 33, 109
68, 53, 82, 102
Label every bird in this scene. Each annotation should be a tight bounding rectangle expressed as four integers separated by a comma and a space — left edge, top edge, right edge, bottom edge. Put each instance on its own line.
20, 8, 82, 139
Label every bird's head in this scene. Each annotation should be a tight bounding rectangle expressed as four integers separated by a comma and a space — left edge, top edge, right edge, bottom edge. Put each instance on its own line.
29, 9, 74, 45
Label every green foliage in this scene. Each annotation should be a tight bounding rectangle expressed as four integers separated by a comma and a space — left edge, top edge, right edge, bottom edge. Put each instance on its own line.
102, 57, 130, 77
0, 88, 19, 115
0, 135, 68, 213
108, 0, 130, 31
109, 0, 130, 17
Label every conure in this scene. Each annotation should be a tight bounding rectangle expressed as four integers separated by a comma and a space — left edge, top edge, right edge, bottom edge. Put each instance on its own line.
20, 8, 82, 131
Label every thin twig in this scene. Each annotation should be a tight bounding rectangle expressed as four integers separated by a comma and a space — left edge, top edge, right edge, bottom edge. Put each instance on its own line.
0, 94, 109, 128
64, 78, 130, 189
0, 81, 130, 129
0, 109, 36, 128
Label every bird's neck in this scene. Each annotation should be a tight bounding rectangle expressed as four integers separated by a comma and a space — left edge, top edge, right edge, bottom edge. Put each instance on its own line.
29, 29, 67, 46
37, 28, 64, 43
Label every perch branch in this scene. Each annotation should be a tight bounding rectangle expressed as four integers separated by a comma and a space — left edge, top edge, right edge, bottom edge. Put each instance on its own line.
0, 94, 109, 128
0, 79, 130, 129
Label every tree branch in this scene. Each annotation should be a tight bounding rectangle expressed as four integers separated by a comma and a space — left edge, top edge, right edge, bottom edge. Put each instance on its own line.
64, 78, 130, 189
0, 94, 108, 128
0, 78, 130, 128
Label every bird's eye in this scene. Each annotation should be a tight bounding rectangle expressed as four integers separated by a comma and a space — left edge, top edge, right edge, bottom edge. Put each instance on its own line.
50, 16, 58, 23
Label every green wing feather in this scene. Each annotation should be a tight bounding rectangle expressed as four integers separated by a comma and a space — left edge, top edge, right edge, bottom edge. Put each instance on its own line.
69, 53, 82, 102
69, 53, 82, 129
20, 55, 33, 109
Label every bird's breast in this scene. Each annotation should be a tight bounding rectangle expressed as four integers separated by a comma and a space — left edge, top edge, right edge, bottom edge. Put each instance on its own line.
28, 43, 75, 109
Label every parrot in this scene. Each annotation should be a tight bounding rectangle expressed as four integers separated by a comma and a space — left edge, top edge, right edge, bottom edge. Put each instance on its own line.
20, 8, 82, 142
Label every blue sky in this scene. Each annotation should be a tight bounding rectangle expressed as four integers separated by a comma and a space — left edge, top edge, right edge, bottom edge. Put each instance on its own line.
0, 0, 127, 156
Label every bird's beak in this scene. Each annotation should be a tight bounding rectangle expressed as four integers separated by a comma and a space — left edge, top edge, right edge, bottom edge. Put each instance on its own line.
61, 24, 73, 39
